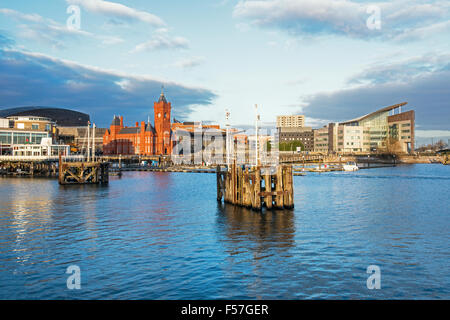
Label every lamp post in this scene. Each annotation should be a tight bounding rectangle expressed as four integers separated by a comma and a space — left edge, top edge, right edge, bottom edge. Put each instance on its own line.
93, 123, 96, 162
87, 121, 91, 162
225, 109, 230, 167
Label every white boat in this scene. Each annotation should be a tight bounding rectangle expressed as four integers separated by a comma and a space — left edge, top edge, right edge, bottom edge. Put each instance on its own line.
343, 161, 359, 171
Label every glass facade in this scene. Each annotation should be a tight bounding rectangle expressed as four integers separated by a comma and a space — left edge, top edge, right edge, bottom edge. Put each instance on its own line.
0, 131, 48, 145
0, 132, 12, 144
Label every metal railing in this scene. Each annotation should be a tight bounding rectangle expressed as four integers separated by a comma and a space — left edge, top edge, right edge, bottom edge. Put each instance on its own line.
0, 155, 84, 162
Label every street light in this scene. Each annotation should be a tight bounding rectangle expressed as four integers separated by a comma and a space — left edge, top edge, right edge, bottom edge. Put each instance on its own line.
225, 109, 231, 167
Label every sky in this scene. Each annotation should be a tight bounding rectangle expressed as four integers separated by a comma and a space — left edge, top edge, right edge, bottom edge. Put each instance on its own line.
0, 0, 449, 145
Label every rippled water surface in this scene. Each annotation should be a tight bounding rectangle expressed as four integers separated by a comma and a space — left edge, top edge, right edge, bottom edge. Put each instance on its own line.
0, 164, 449, 299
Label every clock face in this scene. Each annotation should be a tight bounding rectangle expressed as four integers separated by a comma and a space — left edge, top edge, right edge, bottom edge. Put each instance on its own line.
158, 113, 161, 118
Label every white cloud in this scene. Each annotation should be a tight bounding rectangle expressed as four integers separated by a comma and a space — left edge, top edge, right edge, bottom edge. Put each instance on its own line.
233, 0, 450, 41
392, 20, 450, 43
416, 130, 450, 138
303, 54, 450, 130
0, 8, 43, 23
172, 56, 205, 69
66, 0, 165, 27
0, 48, 217, 125
131, 34, 189, 53
1, 8, 124, 49
348, 53, 450, 85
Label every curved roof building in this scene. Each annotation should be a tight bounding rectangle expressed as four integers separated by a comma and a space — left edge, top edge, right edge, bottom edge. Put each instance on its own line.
0, 107, 89, 127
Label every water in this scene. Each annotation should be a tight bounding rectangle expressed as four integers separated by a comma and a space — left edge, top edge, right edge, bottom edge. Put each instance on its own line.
0, 164, 449, 299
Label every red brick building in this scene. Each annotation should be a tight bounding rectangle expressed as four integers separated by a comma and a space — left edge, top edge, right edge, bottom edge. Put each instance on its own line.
103, 91, 173, 155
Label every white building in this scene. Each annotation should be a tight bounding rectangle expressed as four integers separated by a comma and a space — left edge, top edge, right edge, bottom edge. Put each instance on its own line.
12, 138, 69, 157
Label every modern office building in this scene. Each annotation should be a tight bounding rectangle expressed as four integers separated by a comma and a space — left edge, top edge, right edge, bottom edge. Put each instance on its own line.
313, 127, 329, 153
333, 102, 414, 154
276, 115, 305, 128
0, 116, 56, 155
277, 102, 415, 154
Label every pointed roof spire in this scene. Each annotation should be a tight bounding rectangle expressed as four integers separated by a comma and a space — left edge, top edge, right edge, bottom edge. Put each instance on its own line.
158, 84, 167, 103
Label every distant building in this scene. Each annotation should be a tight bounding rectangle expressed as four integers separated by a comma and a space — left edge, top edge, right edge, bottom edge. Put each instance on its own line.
58, 126, 107, 154
278, 127, 314, 151
0, 116, 56, 155
275, 102, 415, 155
333, 102, 414, 154
172, 121, 220, 132
172, 121, 226, 162
0, 107, 89, 127
11, 137, 69, 157
313, 127, 329, 153
103, 90, 173, 156
276, 115, 305, 128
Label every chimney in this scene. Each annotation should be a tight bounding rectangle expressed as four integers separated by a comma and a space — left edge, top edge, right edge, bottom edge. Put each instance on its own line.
120, 116, 123, 127
136, 122, 139, 127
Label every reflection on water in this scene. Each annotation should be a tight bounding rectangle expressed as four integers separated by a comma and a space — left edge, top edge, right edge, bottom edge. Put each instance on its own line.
217, 203, 295, 255
0, 164, 449, 299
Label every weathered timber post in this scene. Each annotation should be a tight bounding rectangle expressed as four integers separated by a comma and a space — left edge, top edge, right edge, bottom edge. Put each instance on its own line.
275, 165, 284, 209
282, 166, 289, 207
244, 167, 252, 208
231, 162, 236, 204
254, 166, 261, 210
265, 168, 272, 209
225, 166, 230, 203
285, 165, 294, 208
237, 165, 243, 206
216, 165, 223, 201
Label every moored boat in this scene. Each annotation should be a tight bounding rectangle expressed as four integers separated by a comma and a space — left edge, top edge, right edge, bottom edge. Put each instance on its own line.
343, 161, 359, 171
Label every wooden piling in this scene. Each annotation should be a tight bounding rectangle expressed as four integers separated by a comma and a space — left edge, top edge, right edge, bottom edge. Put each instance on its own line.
58, 156, 109, 185
275, 166, 284, 209
264, 169, 272, 209
254, 167, 262, 210
216, 164, 294, 210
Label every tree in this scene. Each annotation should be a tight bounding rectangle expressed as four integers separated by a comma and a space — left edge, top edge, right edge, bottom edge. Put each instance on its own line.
384, 136, 403, 154
279, 140, 304, 152
266, 140, 271, 152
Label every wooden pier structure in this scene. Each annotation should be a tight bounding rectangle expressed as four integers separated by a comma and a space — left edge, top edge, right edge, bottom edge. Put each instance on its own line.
58, 155, 109, 185
216, 164, 294, 210
0, 155, 84, 177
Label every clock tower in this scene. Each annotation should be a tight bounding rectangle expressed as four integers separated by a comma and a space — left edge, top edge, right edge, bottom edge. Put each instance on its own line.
153, 87, 172, 155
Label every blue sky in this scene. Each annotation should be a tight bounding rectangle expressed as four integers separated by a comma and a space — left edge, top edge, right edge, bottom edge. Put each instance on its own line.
0, 0, 449, 144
